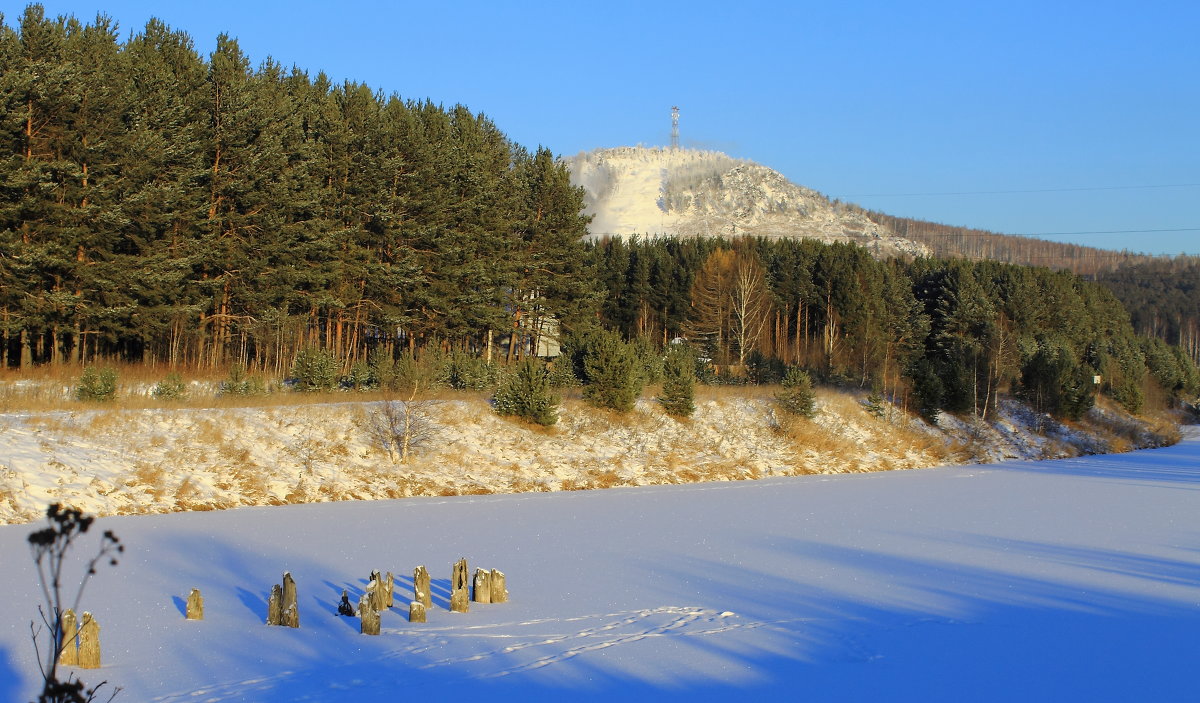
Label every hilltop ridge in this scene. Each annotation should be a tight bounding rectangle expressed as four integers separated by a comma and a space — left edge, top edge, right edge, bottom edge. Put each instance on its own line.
565, 146, 928, 258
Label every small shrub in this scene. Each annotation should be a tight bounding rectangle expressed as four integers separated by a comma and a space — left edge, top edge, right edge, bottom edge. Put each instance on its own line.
152, 372, 188, 401
776, 367, 816, 418
346, 361, 374, 391
440, 351, 496, 391
493, 358, 559, 426
546, 358, 580, 388
290, 347, 339, 392
75, 366, 117, 402
219, 364, 266, 396
864, 386, 885, 418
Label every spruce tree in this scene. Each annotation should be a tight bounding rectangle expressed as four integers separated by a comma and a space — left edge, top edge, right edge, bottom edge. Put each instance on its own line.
658, 344, 696, 418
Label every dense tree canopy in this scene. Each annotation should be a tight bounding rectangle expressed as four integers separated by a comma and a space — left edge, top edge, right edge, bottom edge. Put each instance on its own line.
0, 5, 591, 370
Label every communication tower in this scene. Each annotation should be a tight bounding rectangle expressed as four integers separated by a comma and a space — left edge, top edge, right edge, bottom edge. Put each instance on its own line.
670, 106, 680, 150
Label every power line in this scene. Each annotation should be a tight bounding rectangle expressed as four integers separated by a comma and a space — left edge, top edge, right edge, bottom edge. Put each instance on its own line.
913, 227, 1200, 238
845, 183, 1200, 197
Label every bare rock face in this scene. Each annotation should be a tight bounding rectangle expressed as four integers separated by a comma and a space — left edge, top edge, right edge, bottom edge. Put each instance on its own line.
359, 594, 380, 636
186, 588, 204, 620
413, 565, 431, 608
58, 609, 78, 666
77, 612, 100, 669
490, 569, 508, 603
409, 600, 427, 623
472, 568, 492, 604
450, 557, 470, 613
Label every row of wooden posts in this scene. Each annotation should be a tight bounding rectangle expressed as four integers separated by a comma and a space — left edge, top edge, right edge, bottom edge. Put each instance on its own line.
58, 559, 507, 669
191, 558, 507, 636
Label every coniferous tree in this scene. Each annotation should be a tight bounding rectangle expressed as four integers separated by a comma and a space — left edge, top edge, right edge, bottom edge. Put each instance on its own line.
581, 328, 644, 412
492, 357, 559, 426
658, 343, 696, 418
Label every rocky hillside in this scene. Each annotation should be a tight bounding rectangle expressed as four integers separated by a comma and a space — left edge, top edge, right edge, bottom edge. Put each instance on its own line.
565, 146, 928, 257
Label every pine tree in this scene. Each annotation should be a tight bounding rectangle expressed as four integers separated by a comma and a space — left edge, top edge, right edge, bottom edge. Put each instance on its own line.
581, 329, 644, 412
492, 357, 559, 426
658, 344, 696, 418
776, 366, 816, 418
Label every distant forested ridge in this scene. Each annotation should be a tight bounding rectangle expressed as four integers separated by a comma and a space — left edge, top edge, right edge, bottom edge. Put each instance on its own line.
0, 5, 593, 371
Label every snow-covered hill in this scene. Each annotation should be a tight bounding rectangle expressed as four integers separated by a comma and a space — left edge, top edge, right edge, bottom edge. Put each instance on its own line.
565, 146, 928, 257
0, 385, 1174, 526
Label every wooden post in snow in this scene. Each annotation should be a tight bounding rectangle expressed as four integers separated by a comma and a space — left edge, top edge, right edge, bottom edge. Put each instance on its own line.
413, 565, 431, 609
282, 572, 298, 627
385, 571, 395, 608
490, 569, 508, 603
77, 612, 100, 669
186, 588, 204, 620
58, 609, 78, 667
409, 600, 427, 623
359, 594, 380, 635
472, 568, 492, 604
266, 584, 283, 626
450, 558, 469, 613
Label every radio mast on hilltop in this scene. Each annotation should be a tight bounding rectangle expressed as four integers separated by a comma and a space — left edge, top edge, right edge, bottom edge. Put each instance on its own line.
670, 106, 680, 150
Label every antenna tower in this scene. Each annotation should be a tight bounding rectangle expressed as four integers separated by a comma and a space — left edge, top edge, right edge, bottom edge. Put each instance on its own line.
670, 106, 680, 150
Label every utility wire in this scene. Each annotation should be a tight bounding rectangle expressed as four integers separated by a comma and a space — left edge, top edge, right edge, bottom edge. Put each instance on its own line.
845, 183, 1200, 197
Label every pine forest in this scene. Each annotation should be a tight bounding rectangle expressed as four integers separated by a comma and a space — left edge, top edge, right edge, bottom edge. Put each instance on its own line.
1, 5, 1197, 424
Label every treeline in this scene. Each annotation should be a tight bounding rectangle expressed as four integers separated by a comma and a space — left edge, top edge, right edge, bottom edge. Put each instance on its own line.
589, 236, 1200, 418
0, 5, 593, 372
860, 208, 1165, 276
1097, 259, 1200, 367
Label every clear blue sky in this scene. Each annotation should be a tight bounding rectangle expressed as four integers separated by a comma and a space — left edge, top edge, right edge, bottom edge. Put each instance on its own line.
6, 0, 1198, 256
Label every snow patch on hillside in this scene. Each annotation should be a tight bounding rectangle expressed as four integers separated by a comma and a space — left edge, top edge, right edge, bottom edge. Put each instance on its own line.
0, 386, 1173, 525
565, 146, 929, 257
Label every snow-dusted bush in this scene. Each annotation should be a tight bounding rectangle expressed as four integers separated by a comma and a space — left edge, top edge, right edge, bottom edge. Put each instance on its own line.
75, 366, 117, 402
493, 358, 559, 426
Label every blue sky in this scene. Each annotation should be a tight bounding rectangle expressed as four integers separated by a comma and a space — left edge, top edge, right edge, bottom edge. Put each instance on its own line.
6, 0, 1198, 256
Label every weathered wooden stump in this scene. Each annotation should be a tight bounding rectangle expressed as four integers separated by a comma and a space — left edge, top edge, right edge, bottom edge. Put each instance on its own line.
450, 558, 469, 613
409, 600, 426, 623
490, 569, 508, 603
267, 573, 299, 627
77, 612, 100, 669
58, 609, 78, 666
366, 576, 381, 614
413, 565, 431, 609
282, 572, 298, 624
473, 568, 492, 604
283, 602, 299, 628
359, 594, 380, 635
266, 584, 284, 626
186, 588, 204, 620
385, 571, 395, 608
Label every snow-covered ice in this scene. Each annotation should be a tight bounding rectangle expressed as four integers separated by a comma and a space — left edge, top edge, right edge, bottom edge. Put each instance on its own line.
1, 428, 1196, 701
